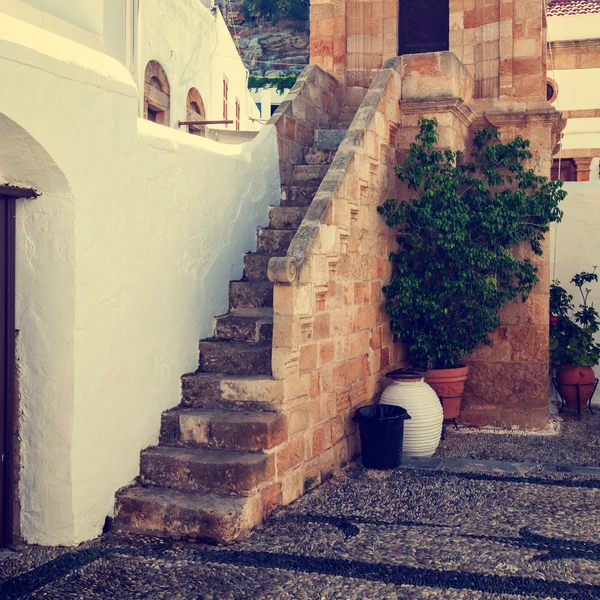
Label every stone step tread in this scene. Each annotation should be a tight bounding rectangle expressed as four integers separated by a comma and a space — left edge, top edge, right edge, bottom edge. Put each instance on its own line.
214, 311, 273, 343
180, 371, 282, 412
314, 128, 347, 150
292, 164, 330, 183
198, 339, 272, 375
303, 147, 337, 165
257, 229, 295, 254
166, 407, 283, 425
281, 186, 319, 207
142, 445, 270, 465
243, 253, 280, 281
160, 407, 287, 450
268, 206, 307, 230
115, 485, 261, 544
229, 280, 274, 310
140, 446, 275, 493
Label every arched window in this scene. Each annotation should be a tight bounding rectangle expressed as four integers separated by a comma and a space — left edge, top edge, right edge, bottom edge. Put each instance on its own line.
398, 0, 449, 56
235, 97, 241, 131
186, 88, 206, 137
144, 60, 170, 126
547, 78, 559, 104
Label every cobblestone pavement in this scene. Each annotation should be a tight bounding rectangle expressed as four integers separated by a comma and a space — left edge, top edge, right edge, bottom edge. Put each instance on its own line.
2, 462, 600, 599
436, 407, 600, 468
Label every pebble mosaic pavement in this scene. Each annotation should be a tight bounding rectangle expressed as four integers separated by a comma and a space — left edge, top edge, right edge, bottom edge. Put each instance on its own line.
1, 456, 600, 600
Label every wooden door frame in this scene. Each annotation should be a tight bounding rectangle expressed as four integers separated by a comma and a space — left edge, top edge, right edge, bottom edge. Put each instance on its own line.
0, 185, 36, 547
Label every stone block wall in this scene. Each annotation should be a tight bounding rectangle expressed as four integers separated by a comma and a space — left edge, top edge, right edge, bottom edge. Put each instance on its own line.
310, 0, 548, 106
267, 59, 404, 498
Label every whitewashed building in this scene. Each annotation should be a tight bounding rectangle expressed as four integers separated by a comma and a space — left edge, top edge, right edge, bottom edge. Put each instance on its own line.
547, 0, 600, 380
0, 0, 280, 546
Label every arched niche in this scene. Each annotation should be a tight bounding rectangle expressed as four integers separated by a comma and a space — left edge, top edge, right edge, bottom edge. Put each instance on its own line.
144, 61, 170, 126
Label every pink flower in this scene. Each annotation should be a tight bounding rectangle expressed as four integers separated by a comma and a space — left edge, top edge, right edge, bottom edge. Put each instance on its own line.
550, 316, 558, 327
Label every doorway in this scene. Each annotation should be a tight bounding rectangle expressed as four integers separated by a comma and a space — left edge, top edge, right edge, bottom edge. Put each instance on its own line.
0, 189, 16, 547
398, 0, 450, 56
0, 185, 36, 547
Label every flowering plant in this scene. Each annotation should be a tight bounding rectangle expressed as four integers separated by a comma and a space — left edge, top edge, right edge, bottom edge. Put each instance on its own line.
549, 269, 600, 368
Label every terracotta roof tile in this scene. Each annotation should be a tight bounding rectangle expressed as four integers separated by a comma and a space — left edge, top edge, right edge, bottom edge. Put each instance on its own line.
547, 0, 600, 17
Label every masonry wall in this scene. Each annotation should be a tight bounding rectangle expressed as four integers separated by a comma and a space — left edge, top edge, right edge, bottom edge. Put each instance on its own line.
267, 60, 404, 502
0, 12, 280, 545
310, 0, 549, 107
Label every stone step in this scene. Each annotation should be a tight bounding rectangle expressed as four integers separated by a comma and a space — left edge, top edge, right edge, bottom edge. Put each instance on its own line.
198, 340, 271, 375
268, 206, 307, 230
336, 109, 356, 128
229, 280, 273, 310
257, 229, 295, 254
281, 185, 319, 207
115, 485, 262, 544
314, 128, 347, 150
292, 164, 330, 186
140, 446, 275, 494
243, 252, 276, 281
181, 372, 283, 412
214, 310, 273, 343
160, 408, 287, 451
304, 147, 337, 165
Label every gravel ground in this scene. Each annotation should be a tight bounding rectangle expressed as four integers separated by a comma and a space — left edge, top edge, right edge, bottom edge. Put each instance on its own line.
436, 404, 600, 467
1, 464, 599, 600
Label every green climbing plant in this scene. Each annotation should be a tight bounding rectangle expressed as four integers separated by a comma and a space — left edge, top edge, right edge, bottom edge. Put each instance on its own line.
378, 118, 567, 369
248, 74, 298, 93
242, 0, 308, 23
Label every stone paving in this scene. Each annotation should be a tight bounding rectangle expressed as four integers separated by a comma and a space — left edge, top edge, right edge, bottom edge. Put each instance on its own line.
436, 406, 600, 468
2, 459, 600, 599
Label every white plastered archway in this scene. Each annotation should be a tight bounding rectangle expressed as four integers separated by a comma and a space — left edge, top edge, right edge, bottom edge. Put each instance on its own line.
0, 112, 77, 544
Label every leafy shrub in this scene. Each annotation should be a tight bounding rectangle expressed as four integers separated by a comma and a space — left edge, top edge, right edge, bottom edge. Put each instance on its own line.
378, 118, 566, 369
550, 270, 600, 368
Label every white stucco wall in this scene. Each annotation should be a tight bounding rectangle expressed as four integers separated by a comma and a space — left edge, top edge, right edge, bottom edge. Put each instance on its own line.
548, 13, 600, 42
551, 182, 600, 380
139, 0, 259, 130
0, 10, 279, 545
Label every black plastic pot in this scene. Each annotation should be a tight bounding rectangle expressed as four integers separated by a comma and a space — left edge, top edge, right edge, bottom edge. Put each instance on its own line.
353, 404, 411, 470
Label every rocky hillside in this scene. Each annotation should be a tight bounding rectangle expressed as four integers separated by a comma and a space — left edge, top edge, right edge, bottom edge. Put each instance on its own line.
218, 0, 309, 77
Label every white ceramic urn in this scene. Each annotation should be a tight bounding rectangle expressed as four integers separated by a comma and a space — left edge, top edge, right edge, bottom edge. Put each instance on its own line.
380, 368, 443, 458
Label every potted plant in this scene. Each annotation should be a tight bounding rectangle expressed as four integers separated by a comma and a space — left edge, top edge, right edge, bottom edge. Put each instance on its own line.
550, 269, 600, 409
378, 118, 565, 420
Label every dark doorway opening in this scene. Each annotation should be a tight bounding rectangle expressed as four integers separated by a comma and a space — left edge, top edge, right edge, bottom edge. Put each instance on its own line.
1, 185, 36, 548
398, 0, 450, 56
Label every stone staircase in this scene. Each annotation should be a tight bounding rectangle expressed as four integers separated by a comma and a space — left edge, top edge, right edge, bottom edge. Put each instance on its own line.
114, 125, 348, 544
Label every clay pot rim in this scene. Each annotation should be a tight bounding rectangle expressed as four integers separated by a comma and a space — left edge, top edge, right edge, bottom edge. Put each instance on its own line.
426, 365, 469, 378
386, 367, 428, 381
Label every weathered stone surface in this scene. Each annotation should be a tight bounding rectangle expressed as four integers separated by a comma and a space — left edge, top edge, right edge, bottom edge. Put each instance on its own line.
462, 360, 549, 429
199, 340, 272, 375
285, 185, 319, 207
257, 229, 296, 254
269, 206, 308, 230
243, 252, 274, 281
160, 408, 287, 451
181, 373, 284, 412
140, 446, 275, 493
229, 281, 274, 310
314, 128, 347, 149
114, 486, 262, 544
304, 148, 337, 165
292, 164, 330, 185
215, 310, 273, 343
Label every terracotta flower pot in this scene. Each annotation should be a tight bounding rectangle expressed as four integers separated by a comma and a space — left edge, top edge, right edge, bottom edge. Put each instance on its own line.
556, 363, 597, 409
424, 365, 469, 420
